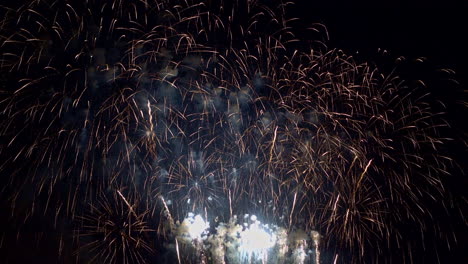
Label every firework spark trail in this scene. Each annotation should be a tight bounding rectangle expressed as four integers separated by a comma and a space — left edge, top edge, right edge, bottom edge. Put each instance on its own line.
0, 0, 465, 263
76, 189, 154, 264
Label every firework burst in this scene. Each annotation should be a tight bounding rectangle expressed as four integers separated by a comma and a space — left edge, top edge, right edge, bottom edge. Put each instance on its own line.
76, 188, 154, 264
0, 0, 465, 263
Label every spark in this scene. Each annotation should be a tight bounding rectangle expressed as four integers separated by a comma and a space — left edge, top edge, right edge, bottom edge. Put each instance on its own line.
239, 219, 277, 262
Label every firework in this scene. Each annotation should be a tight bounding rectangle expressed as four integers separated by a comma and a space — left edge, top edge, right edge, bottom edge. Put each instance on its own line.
76, 188, 154, 264
172, 213, 319, 264
0, 0, 465, 263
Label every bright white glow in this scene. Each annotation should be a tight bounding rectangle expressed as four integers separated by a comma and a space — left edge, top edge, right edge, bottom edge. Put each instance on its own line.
187, 214, 209, 240
175, 213, 320, 263
239, 220, 276, 261
291, 246, 307, 263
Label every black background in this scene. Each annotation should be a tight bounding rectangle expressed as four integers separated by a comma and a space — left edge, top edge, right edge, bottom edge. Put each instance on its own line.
292, 0, 468, 121
291, 1, 468, 262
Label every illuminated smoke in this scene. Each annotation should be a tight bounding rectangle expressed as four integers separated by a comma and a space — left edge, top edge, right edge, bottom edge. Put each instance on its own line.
174, 213, 319, 264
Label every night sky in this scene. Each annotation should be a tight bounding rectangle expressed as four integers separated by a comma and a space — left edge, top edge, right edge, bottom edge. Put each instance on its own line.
0, 0, 467, 263
294, 0, 468, 126
292, 1, 468, 262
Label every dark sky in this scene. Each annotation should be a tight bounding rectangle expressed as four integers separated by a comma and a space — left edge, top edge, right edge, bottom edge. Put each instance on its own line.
293, 1, 467, 65
292, 1, 468, 85
293, 0, 468, 151
290, 1, 468, 262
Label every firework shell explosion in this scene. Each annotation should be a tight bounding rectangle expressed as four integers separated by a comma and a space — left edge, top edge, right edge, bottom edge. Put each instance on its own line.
0, 0, 466, 263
